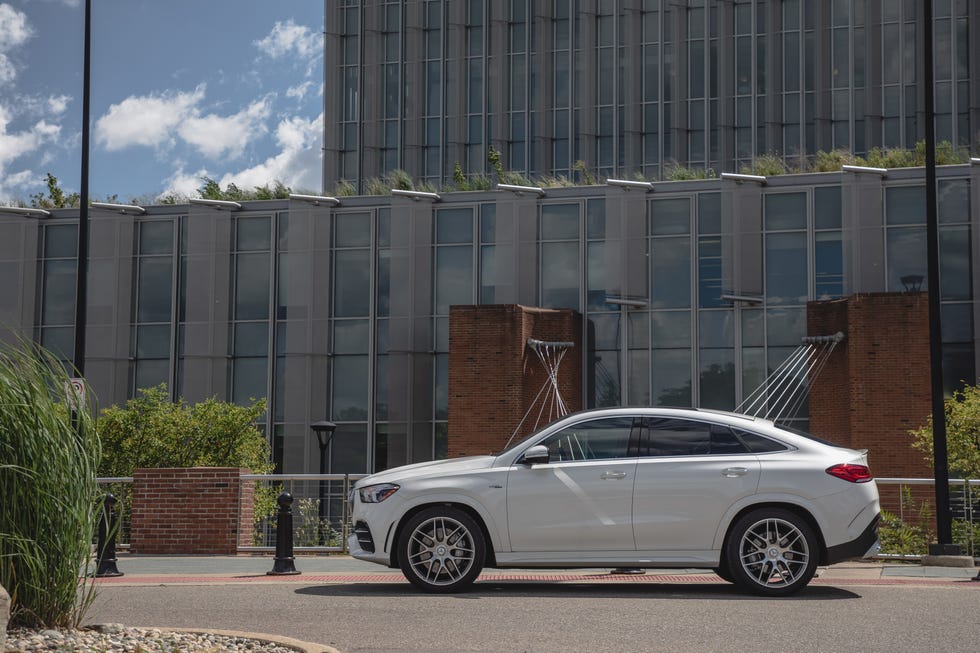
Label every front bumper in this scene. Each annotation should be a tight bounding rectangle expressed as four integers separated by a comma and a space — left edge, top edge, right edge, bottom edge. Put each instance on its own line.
825, 513, 881, 565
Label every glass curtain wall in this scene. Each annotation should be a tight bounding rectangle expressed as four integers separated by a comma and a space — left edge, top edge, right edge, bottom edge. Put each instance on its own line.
130, 220, 176, 394
36, 223, 77, 369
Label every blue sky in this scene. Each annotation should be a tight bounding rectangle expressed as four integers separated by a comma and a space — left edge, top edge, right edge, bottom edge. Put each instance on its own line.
0, 0, 324, 203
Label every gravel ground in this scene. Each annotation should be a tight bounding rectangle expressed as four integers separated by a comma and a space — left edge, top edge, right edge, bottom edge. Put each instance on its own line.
3, 624, 303, 653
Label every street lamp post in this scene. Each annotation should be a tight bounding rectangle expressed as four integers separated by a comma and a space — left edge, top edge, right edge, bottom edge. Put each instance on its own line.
310, 420, 337, 546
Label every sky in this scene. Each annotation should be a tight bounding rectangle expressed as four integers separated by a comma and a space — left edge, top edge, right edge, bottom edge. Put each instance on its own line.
0, 0, 325, 204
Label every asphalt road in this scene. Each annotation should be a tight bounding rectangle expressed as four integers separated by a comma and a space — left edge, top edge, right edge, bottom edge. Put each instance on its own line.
86, 579, 980, 653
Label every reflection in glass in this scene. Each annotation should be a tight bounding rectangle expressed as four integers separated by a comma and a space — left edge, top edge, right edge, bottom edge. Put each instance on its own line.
436, 207, 474, 244
335, 212, 372, 247
233, 356, 268, 404
940, 225, 970, 300
764, 193, 806, 231
42, 260, 76, 324
886, 226, 926, 292
815, 231, 843, 299
765, 232, 807, 304
235, 253, 270, 320
236, 217, 272, 251
699, 348, 735, 410
652, 311, 691, 348
334, 249, 371, 317
331, 355, 369, 421
541, 241, 579, 308
541, 204, 579, 240
885, 186, 925, 225
652, 348, 692, 407
766, 308, 805, 347
651, 236, 691, 308
592, 350, 620, 407
938, 179, 969, 224
435, 245, 474, 314
628, 349, 650, 405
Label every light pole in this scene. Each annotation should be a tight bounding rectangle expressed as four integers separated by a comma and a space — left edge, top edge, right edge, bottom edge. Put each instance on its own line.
73, 0, 92, 377
310, 420, 336, 546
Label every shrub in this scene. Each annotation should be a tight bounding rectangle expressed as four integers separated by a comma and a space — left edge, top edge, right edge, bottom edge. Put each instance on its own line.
0, 341, 101, 627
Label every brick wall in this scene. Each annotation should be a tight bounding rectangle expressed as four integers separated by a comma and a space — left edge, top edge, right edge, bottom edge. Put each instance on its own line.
448, 305, 582, 457
808, 293, 933, 479
130, 467, 254, 554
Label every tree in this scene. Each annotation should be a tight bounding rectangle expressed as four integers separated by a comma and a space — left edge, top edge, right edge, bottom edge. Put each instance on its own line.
96, 385, 273, 477
30, 173, 81, 209
910, 384, 980, 479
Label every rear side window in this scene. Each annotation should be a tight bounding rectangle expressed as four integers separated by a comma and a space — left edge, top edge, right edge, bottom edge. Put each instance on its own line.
733, 428, 789, 453
640, 418, 751, 456
540, 417, 635, 462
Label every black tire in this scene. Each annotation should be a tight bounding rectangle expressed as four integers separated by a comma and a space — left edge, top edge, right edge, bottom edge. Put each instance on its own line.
713, 561, 735, 584
397, 506, 486, 593
724, 508, 818, 597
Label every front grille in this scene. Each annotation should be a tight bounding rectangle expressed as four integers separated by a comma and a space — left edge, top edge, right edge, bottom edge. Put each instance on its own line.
353, 520, 375, 553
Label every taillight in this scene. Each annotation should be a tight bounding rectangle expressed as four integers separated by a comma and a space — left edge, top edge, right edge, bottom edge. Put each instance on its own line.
826, 463, 873, 483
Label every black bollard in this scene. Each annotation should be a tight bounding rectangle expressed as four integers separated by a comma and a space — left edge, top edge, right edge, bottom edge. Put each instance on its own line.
267, 492, 301, 575
95, 493, 124, 577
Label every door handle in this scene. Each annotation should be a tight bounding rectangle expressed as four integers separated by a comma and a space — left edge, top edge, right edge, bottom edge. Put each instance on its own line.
722, 467, 748, 477
600, 470, 628, 480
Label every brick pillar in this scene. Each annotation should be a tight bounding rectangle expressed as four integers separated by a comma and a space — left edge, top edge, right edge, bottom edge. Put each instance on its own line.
130, 467, 253, 554
448, 305, 582, 457
808, 293, 932, 479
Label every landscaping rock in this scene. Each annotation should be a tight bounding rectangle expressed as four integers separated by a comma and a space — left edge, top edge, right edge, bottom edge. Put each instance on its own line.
1, 582, 10, 648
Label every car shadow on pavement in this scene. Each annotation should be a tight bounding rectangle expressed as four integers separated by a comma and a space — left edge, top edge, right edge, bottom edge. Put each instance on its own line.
293, 582, 861, 601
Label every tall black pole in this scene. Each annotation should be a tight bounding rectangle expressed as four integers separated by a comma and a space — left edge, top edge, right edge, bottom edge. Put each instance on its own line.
73, 0, 91, 376
922, 0, 955, 552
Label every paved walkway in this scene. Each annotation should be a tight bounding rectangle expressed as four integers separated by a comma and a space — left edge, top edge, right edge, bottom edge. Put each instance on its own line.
92, 553, 979, 586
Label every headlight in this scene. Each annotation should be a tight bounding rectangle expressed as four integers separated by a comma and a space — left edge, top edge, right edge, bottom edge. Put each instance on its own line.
358, 483, 400, 503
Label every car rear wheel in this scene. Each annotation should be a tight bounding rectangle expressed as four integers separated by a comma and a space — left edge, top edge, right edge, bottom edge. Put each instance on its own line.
398, 507, 485, 593
725, 508, 818, 596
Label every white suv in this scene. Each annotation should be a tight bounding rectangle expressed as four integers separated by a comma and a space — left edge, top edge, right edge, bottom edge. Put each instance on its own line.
348, 408, 880, 596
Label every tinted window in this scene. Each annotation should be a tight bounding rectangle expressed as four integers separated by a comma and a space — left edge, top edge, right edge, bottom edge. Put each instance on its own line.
734, 428, 789, 453
642, 418, 750, 456
540, 417, 634, 462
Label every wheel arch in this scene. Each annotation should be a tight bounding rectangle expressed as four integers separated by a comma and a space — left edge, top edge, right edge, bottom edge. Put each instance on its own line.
720, 502, 829, 566
389, 501, 499, 569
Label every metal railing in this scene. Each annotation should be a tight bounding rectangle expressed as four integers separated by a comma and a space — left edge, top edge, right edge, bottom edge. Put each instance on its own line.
97, 474, 979, 558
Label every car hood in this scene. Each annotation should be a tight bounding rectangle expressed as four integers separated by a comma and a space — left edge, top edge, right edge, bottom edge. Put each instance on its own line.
356, 455, 497, 486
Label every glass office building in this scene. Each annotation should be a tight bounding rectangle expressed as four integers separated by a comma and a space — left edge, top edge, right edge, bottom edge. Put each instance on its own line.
324, 0, 979, 192
1, 1, 978, 474
1, 165, 977, 473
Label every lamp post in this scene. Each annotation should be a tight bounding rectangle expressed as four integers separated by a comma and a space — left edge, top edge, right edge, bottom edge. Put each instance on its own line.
310, 420, 336, 546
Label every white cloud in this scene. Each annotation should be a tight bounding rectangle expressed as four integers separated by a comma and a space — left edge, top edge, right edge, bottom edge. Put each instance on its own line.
0, 4, 33, 53
0, 3, 34, 86
158, 164, 210, 201
255, 20, 319, 62
177, 96, 272, 159
95, 85, 206, 151
214, 113, 322, 193
286, 81, 313, 102
0, 104, 62, 199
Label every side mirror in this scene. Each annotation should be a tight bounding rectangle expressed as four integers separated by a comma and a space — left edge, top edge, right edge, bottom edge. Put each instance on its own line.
518, 444, 550, 466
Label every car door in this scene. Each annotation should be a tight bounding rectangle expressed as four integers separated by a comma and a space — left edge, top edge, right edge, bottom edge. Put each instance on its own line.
632, 418, 761, 552
507, 416, 638, 552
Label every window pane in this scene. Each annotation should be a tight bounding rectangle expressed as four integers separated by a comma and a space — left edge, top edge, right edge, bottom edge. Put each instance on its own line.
140, 221, 174, 255
335, 212, 372, 247
766, 232, 807, 304
650, 198, 691, 235
886, 226, 927, 292
137, 324, 171, 358
542, 417, 634, 461
699, 348, 735, 410
234, 322, 269, 357
699, 310, 734, 348
698, 193, 721, 234
652, 348, 692, 406
814, 186, 842, 229
235, 253, 270, 320
233, 356, 268, 403
138, 257, 173, 323
765, 193, 807, 230
136, 359, 170, 392
643, 417, 711, 456
331, 355, 369, 420
540, 241, 579, 308
652, 311, 691, 349
435, 245, 474, 313
886, 186, 926, 225
651, 236, 691, 308
815, 231, 843, 299
42, 259, 76, 324
44, 224, 77, 259
334, 319, 370, 354
938, 179, 969, 224
236, 217, 271, 251
436, 208, 474, 244
541, 204, 579, 240
940, 225, 971, 300
334, 249, 371, 317
698, 236, 724, 308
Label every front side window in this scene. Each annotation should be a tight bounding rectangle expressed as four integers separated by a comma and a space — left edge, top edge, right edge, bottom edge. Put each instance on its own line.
539, 417, 635, 462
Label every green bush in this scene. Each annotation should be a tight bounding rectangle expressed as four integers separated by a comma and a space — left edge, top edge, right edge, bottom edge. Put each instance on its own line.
0, 341, 102, 628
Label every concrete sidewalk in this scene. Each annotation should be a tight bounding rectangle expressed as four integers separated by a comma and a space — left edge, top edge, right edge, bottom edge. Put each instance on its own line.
94, 553, 979, 584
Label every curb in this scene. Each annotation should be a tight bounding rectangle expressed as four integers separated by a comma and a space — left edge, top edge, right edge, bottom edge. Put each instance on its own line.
152, 627, 340, 653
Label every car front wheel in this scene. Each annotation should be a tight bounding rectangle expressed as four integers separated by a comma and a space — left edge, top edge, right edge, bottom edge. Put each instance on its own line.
725, 508, 818, 596
398, 506, 486, 593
